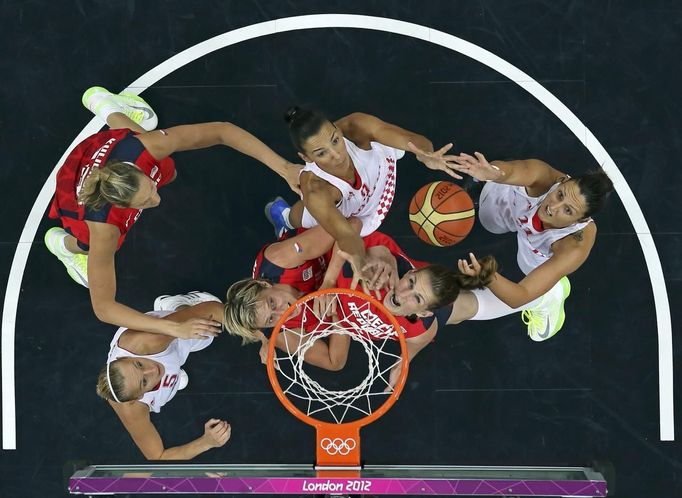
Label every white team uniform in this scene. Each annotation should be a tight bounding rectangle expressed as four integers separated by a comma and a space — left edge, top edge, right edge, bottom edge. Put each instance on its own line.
106, 311, 213, 413
478, 181, 592, 275
299, 138, 404, 236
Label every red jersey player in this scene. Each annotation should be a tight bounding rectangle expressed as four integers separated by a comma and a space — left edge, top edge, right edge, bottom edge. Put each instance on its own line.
45, 86, 301, 339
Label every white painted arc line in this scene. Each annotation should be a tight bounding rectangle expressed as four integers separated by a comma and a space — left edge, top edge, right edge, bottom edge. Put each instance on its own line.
1, 14, 673, 450
2, 118, 106, 449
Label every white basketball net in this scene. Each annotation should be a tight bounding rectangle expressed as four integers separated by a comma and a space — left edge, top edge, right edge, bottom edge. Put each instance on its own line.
272, 292, 404, 424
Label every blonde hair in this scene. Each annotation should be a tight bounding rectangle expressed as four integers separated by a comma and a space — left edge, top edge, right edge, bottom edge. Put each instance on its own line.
78, 161, 143, 210
96, 359, 134, 402
223, 278, 269, 344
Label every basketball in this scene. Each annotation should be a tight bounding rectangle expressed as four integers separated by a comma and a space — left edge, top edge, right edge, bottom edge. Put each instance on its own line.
409, 181, 475, 246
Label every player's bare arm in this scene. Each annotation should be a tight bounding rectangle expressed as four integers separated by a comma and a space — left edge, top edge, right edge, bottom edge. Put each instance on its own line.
86, 220, 222, 339
387, 321, 438, 390
301, 176, 367, 273
335, 112, 432, 152
110, 400, 230, 460
138, 122, 302, 195
452, 153, 567, 195
460, 225, 594, 308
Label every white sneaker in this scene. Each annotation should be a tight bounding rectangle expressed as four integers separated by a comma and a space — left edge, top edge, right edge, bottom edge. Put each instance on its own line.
522, 277, 571, 342
44, 227, 88, 288
178, 369, 189, 391
154, 291, 221, 312
82, 86, 158, 131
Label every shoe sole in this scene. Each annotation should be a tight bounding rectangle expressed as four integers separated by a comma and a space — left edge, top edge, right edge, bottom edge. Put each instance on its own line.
548, 277, 571, 339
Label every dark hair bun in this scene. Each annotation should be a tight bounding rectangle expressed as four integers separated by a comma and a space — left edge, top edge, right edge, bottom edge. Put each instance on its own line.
284, 106, 301, 125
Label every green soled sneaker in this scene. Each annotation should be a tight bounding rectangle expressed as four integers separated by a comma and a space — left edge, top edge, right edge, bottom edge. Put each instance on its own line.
44, 227, 89, 288
82, 86, 158, 131
522, 276, 571, 342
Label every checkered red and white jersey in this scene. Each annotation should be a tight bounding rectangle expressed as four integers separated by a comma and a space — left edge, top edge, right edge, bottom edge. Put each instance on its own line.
299, 138, 404, 236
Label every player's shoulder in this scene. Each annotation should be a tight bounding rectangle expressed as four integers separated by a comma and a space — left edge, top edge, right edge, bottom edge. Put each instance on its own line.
301, 171, 340, 201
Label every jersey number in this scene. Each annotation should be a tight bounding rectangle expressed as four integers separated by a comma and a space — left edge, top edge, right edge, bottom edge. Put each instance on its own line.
162, 374, 178, 389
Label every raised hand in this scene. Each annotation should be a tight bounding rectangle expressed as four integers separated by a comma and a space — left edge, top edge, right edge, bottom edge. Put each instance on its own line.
313, 292, 338, 320
451, 152, 505, 182
407, 141, 463, 180
173, 318, 223, 339
283, 162, 304, 197
457, 252, 482, 277
203, 419, 231, 448
362, 257, 398, 295
336, 249, 374, 296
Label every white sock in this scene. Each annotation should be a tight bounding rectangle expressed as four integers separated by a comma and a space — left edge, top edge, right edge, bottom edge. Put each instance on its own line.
470, 287, 541, 320
88, 93, 123, 123
56, 231, 75, 257
281, 207, 294, 229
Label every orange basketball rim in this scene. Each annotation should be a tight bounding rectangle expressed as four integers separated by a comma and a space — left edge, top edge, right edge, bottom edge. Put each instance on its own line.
266, 288, 409, 471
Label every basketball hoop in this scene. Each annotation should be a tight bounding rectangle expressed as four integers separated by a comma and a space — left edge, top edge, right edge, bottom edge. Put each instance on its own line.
266, 288, 408, 473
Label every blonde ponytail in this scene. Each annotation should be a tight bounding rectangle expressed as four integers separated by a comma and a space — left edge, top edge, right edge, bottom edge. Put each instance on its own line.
78, 161, 142, 210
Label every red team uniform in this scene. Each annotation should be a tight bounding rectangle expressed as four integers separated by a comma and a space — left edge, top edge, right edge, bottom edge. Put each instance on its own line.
252, 228, 331, 293
49, 129, 176, 250
279, 231, 453, 340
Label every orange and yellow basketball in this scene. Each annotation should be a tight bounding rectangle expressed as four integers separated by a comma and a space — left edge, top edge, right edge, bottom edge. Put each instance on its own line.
409, 181, 475, 246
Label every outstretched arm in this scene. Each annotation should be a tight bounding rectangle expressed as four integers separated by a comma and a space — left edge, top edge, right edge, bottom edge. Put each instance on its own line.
137, 122, 302, 195
302, 179, 368, 278
110, 400, 230, 460
336, 112, 433, 152
86, 221, 222, 339
458, 229, 594, 308
386, 322, 438, 391
451, 152, 567, 194
336, 113, 461, 179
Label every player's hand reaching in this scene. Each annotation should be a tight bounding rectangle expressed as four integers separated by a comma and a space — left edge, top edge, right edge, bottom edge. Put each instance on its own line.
450, 152, 505, 182
313, 291, 340, 320
336, 250, 383, 298
172, 318, 223, 340
203, 419, 231, 448
407, 142, 463, 180
362, 257, 398, 294
457, 252, 482, 276
283, 162, 304, 197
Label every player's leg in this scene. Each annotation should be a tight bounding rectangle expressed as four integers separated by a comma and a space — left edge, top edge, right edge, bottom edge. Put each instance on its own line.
44, 227, 89, 287
263, 218, 361, 269
265, 198, 306, 238
449, 281, 571, 341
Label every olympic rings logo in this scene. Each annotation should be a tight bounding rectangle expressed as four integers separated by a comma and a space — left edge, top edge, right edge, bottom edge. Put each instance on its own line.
320, 437, 357, 455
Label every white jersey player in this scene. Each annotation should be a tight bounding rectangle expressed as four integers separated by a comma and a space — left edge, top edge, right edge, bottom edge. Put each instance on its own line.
299, 138, 403, 236
96, 293, 231, 460
265, 108, 463, 287
449, 151, 613, 336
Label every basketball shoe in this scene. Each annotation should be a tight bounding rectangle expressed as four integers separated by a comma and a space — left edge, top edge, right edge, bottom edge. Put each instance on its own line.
44, 227, 89, 288
82, 86, 158, 131
264, 197, 292, 238
522, 276, 571, 341
154, 291, 222, 312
